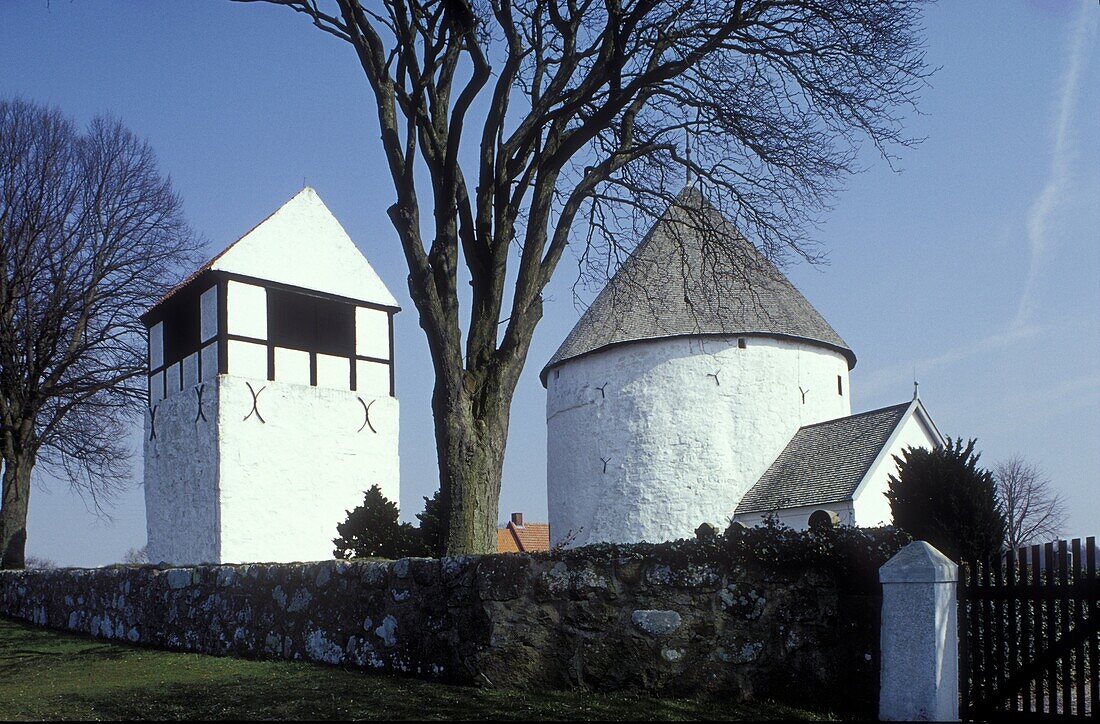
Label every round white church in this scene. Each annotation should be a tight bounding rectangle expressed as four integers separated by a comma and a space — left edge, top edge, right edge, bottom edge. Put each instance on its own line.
542, 189, 942, 547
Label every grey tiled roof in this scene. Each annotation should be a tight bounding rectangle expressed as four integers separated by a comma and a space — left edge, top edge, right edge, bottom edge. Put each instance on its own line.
541, 188, 854, 382
735, 402, 912, 515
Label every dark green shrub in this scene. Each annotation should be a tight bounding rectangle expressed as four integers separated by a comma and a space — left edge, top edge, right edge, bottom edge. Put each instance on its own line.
886, 438, 1007, 561
333, 485, 425, 559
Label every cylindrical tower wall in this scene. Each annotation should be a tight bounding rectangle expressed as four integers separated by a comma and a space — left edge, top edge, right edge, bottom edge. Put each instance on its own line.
546, 335, 851, 547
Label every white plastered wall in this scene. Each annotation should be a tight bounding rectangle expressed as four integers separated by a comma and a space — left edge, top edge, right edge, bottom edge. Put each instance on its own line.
144, 382, 220, 564
211, 188, 398, 308
144, 375, 400, 565
226, 280, 267, 339
215, 375, 399, 563
355, 307, 390, 359
851, 404, 942, 527
546, 335, 851, 547
735, 502, 857, 530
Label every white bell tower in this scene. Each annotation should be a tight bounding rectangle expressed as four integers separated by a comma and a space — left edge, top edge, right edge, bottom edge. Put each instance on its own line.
142, 188, 400, 564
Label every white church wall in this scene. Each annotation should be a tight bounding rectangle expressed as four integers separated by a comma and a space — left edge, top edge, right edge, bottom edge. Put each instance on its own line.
200, 342, 218, 382
215, 375, 400, 564
149, 371, 164, 403
316, 353, 350, 390
735, 502, 857, 530
212, 188, 398, 308
144, 381, 221, 564
149, 322, 163, 370
851, 405, 941, 527
355, 307, 390, 359
356, 360, 390, 397
274, 346, 310, 386
546, 335, 851, 547
226, 280, 268, 340
227, 339, 267, 379
166, 362, 181, 398
199, 285, 218, 343
182, 352, 199, 388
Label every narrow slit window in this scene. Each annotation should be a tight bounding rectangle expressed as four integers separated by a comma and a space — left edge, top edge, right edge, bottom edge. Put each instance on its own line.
738, 338, 747, 349
837, 375, 843, 396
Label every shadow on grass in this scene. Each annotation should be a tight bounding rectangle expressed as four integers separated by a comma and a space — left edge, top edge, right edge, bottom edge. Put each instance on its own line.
0, 617, 834, 721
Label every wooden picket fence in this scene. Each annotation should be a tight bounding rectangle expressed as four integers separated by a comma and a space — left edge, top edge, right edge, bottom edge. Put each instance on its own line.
959, 537, 1098, 720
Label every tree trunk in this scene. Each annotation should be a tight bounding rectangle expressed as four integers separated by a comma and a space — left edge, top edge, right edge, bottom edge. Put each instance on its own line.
433, 380, 511, 556
0, 450, 34, 569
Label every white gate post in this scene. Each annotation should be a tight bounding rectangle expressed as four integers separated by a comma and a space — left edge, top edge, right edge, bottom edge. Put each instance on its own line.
879, 541, 959, 721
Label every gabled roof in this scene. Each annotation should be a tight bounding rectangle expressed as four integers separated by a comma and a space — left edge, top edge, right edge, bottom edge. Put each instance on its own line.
145, 188, 398, 320
496, 521, 551, 554
541, 187, 853, 384
735, 401, 913, 515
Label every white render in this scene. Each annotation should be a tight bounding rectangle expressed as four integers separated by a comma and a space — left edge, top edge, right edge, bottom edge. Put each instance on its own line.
145, 375, 399, 564
210, 187, 398, 308
736, 502, 857, 530
144, 188, 401, 565
226, 280, 268, 339
879, 541, 959, 721
850, 400, 943, 527
355, 307, 390, 359
731, 399, 944, 531
199, 286, 218, 343
546, 335, 851, 547
148, 322, 163, 370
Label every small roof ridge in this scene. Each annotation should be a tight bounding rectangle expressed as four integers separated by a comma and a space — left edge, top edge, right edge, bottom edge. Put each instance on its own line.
792, 400, 913, 432
734, 400, 914, 515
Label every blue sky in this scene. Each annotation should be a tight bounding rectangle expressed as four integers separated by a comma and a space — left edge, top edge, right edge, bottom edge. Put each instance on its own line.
1, 1, 1097, 566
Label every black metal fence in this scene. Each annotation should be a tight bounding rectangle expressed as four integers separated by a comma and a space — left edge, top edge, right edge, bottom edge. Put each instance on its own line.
959, 537, 1098, 720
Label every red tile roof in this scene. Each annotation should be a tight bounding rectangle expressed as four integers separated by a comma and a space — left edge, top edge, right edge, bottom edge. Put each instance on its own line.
496, 521, 550, 554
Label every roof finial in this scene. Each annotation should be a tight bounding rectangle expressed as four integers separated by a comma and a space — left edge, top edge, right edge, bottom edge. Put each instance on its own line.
684, 130, 693, 186
684, 107, 701, 187
913, 367, 920, 400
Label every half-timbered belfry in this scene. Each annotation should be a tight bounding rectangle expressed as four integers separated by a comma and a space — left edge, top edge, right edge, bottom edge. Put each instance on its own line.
141, 188, 399, 564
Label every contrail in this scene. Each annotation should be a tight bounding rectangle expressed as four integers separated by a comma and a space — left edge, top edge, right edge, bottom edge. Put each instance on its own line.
1015, 3, 1098, 329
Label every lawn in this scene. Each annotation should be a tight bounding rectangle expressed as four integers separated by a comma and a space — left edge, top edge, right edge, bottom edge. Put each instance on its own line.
0, 617, 834, 721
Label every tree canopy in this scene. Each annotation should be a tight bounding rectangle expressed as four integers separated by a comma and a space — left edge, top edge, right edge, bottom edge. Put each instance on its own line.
0, 97, 195, 568
886, 439, 1007, 562
245, 0, 932, 553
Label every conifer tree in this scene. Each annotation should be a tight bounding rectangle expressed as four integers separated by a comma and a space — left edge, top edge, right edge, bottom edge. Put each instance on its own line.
886, 438, 1007, 562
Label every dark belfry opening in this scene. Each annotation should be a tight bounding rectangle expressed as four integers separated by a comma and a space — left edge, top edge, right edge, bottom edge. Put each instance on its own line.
160, 290, 200, 368
267, 288, 355, 357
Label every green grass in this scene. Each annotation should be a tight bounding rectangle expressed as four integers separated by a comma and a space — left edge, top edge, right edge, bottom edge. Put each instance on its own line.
0, 616, 834, 721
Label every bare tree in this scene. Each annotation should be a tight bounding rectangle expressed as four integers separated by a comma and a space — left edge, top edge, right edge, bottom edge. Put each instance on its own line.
994, 456, 1068, 551
122, 545, 150, 565
0, 98, 196, 569
240, 0, 931, 554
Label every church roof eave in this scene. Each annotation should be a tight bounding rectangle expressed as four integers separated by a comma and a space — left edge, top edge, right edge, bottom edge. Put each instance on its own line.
541, 188, 853, 385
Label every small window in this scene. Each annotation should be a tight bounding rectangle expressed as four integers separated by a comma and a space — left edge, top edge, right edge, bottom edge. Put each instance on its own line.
738, 338, 747, 349
837, 375, 843, 396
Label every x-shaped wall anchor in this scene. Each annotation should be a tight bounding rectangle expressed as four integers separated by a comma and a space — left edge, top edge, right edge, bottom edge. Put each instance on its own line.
357, 397, 377, 433
707, 371, 721, 386
600, 456, 611, 473
243, 382, 266, 423
595, 383, 608, 399
194, 384, 207, 423
148, 404, 158, 440
799, 386, 809, 404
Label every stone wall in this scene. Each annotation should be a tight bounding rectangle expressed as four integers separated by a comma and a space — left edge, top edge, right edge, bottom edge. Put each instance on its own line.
0, 549, 882, 715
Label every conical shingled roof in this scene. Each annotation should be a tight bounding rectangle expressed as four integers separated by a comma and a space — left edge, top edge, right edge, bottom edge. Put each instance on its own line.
541, 188, 854, 383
